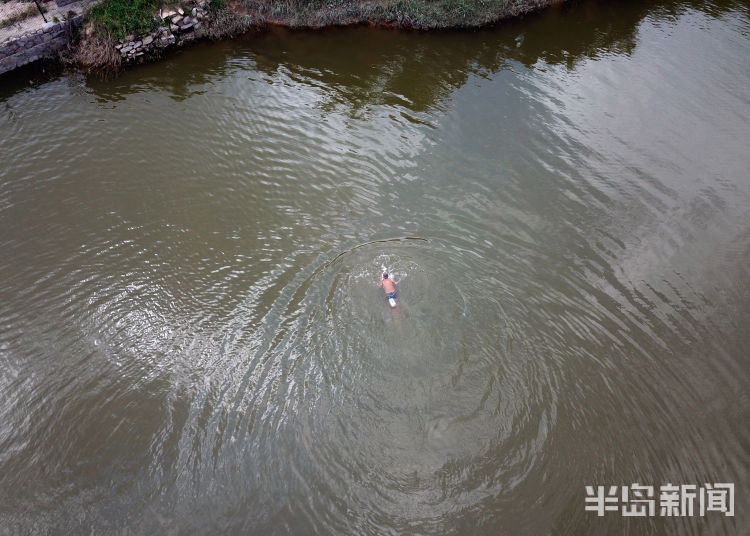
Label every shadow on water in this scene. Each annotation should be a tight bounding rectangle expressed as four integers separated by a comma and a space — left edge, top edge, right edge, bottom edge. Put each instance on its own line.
0, 0, 745, 106
28, 0, 739, 110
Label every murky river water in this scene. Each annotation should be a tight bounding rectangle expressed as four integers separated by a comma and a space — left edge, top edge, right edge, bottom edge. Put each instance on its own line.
1, 0, 749, 533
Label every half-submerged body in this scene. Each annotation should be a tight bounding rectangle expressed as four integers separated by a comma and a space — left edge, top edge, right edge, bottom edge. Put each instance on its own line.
377, 272, 398, 308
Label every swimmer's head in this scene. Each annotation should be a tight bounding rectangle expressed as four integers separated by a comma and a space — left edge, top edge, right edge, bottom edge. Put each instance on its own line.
383, 273, 389, 279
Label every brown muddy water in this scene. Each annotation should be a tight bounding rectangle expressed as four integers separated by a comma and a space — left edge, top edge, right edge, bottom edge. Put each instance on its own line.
1, 0, 749, 533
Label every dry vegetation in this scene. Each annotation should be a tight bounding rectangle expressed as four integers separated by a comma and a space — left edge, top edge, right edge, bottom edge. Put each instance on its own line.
72, 0, 555, 74
70, 33, 121, 72
201, 1, 255, 39
241, 0, 555, 29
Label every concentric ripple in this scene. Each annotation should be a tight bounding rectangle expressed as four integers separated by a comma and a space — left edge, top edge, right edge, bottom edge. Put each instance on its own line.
1, 1, 749, 534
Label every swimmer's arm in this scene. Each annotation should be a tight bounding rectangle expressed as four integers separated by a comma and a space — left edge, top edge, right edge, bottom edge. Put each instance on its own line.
376, 281, 383, 288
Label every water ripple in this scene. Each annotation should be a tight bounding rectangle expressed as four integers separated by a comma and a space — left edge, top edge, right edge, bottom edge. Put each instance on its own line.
1, 2, 749, 534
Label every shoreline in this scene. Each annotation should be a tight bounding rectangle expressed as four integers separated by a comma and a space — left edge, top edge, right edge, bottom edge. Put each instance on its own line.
1, 0, 565, 78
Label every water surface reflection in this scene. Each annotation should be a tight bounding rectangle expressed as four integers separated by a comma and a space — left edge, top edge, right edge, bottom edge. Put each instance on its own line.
1, 0, 749, 534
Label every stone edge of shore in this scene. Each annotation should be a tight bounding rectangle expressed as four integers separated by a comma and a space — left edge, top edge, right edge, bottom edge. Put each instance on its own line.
0, 17, 82, 76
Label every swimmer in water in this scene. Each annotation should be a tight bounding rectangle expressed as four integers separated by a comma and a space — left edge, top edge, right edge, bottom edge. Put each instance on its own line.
377, 272, 398, 308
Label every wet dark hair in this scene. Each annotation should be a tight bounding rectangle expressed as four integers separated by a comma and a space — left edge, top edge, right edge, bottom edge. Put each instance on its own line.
383, 273, 389, 279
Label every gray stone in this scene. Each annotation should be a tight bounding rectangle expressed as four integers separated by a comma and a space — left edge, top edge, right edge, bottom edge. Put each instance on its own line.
180, 21, 194, 31
133, 40, 142, 48
142, 35, 154, 46
170, 23, 179, 32
3, 57, 19, 73
171, 15, 183, 24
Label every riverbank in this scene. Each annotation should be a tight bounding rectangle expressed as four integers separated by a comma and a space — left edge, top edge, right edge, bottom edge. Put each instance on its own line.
1, 0, 561, 76
224, 0, 558, 30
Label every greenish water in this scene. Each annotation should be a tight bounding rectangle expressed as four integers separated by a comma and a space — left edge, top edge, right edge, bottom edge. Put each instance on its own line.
1, 0, 749, 533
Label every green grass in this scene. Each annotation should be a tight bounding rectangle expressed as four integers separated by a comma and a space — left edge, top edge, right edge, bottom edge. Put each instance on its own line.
89, 0, 160, 39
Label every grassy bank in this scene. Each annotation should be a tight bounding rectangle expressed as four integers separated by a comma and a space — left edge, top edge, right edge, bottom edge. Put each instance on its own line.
86, 0, 555, 38
255, 0, 555, 30
88, 0, 160, 39
74, 0, 557, 72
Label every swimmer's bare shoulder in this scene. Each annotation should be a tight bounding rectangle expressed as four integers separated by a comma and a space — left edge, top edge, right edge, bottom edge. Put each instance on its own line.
377, 273, 396, 292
